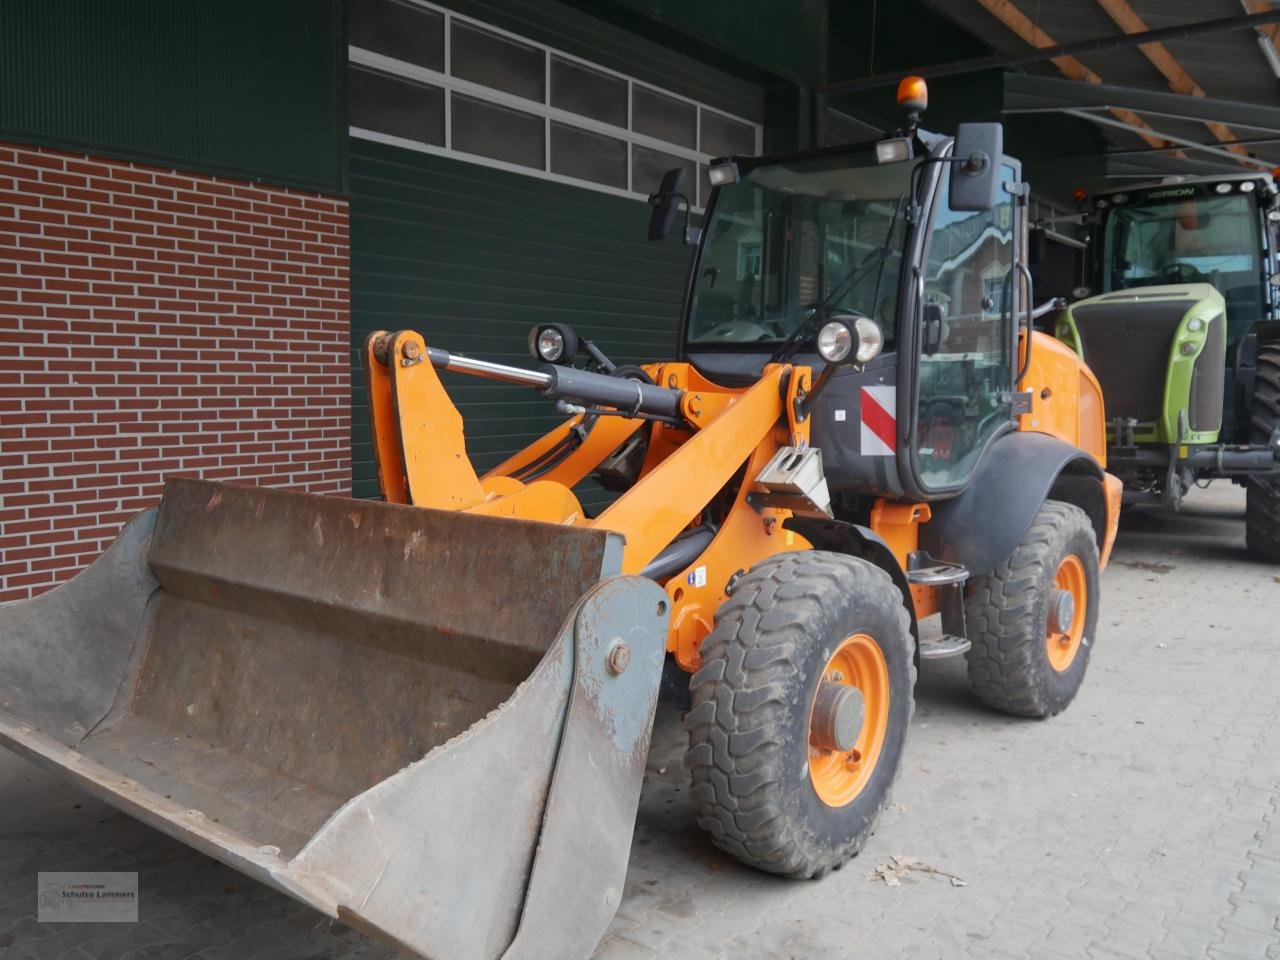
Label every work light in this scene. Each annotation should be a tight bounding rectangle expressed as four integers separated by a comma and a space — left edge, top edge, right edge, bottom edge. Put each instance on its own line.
875, 138, 912, 164
537, 328, 565, 362
528, 323, 579, 364
707, 162, 739, 186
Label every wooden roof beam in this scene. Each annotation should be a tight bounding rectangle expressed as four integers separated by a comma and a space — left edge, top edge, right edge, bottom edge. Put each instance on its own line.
973, 0, 1172, 150
1094, 0, 1250, 160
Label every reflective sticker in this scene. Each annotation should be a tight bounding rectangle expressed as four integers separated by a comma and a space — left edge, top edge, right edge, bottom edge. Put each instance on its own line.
834, 409, 847, 422
860, 386, 896, 456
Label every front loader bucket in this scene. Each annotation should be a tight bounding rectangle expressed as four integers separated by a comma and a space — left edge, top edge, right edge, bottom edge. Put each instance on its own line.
0, 478, 669, 960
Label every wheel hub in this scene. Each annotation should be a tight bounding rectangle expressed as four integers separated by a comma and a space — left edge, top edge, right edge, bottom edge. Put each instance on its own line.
1047, 588, 1075, 636
809, 681, 865, 753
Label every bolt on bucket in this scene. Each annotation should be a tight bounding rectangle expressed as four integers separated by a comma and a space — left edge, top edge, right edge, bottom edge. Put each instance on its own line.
0, 477, 669, 960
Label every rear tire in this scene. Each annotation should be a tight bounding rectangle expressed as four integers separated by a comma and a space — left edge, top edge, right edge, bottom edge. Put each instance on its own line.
1246, 344, 1280, 562
683, 551, 914, 879
964, 500, 1100, 718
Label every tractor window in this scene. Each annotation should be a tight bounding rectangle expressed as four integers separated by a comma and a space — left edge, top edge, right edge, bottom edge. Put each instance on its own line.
685, 149, 913, 348
915, 162, 1017, 490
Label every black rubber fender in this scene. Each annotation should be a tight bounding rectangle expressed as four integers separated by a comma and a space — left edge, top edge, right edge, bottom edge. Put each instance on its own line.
920, 431, 1105, 578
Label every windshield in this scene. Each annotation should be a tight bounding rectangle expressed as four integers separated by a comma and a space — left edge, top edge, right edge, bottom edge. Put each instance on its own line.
685, 148, 913, 347
1102, 193, 1260, 290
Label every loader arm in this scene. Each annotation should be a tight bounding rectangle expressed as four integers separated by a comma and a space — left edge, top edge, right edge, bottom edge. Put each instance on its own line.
366, 328, 808, 574
590, 365, 791, 573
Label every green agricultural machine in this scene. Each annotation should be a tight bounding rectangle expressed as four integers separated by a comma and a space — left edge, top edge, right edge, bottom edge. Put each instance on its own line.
1059, 173, 1280, 559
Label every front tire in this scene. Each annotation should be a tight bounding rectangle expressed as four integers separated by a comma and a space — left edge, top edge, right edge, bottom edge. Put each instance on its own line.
1246, 343, 1280, 562
964, 500, 1100, 718
683, 551, 915, 879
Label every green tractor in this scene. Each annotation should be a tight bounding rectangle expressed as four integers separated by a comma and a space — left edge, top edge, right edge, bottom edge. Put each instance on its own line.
1055, 173, 1280, 559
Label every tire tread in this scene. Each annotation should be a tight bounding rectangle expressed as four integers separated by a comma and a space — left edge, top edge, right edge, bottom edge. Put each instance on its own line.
682, 552, 914, 878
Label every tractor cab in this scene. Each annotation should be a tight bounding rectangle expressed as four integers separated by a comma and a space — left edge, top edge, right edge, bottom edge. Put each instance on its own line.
1092, 174, 1280, 348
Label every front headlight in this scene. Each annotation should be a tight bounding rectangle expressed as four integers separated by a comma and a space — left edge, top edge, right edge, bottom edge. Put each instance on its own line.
817, 316, 885, 365
817, 320, 854, 363
852, 316, 884, 364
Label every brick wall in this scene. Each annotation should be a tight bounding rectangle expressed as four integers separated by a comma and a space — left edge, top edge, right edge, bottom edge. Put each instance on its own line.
0, 142, 351, 602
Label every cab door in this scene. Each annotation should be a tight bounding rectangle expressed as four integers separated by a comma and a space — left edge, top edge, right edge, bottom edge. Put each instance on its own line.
913, 160, 1020, 491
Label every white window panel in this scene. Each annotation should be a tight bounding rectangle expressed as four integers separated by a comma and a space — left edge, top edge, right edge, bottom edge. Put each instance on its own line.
346, 0, 761, 208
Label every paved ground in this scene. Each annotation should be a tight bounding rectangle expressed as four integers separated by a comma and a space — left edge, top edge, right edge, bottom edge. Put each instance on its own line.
1, 483, 1278, 959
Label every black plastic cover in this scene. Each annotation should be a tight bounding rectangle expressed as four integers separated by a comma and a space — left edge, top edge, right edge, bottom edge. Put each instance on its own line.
920, 431, 1103, 577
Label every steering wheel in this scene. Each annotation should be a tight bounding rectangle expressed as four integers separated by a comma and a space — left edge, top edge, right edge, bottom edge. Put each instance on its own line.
1164, 261, 1205, 285
700, 319, 775, 342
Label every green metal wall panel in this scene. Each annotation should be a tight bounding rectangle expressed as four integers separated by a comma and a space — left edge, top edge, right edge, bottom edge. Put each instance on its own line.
0, 0, 344, 191
603, 0, 827, 85
349, 139, 695, 507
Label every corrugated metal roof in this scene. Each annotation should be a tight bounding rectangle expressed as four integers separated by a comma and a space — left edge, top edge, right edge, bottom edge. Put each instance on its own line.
924, 0, 1280, 171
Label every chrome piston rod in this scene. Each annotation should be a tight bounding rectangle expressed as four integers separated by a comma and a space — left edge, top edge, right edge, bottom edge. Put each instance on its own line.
426, 347, 685, 421
426, 347, 553, 388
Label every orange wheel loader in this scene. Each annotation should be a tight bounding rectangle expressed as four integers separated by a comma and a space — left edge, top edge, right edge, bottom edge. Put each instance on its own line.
0, 81, 1119, 960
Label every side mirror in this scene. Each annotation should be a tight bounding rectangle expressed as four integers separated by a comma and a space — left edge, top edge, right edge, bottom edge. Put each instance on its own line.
949, 122, 1003, 212
647, 167, 689, 242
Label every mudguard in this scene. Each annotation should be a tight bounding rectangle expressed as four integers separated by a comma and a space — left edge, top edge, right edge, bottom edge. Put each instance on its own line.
919, 431, 1105, 577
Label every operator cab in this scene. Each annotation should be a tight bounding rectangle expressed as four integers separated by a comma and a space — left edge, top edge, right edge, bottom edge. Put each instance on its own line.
653, 81, 1027, 502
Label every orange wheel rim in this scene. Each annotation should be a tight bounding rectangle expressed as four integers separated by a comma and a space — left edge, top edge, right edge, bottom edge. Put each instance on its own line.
807, 633, 891, 808
1045, 555, 1087, 672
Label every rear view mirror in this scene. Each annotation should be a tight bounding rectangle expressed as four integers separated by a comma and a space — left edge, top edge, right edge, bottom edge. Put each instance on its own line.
648, 167, 689, 242
950, 122, 1003, 212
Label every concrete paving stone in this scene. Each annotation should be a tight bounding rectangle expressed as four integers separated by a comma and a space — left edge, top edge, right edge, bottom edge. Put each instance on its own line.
1088, 947, 1154, 960
117, 941, 216, 960
1226, 900, 1280, 935
1043, 922, 1107, 957
1093, 923, 1160, 960
1160, 920, 1222, 957
1213, 924, 1280, 958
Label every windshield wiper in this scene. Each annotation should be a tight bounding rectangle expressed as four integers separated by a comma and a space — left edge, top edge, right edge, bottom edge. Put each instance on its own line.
769, 194, 906, 365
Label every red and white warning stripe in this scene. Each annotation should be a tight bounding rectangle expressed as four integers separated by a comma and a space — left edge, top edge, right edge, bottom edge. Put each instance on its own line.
860, 386, 896, 456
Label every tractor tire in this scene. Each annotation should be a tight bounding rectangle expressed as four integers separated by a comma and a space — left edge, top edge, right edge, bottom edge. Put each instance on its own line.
1246, 344, 1280, 562
683, 551, 914, 879
964, 500, 1100, 719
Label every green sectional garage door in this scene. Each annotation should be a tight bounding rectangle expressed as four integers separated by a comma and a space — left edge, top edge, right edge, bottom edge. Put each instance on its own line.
349, 141, 698, 503
347, 0, 763, 506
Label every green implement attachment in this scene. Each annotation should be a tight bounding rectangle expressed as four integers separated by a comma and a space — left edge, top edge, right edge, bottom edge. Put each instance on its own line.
0, 477, 669, 960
